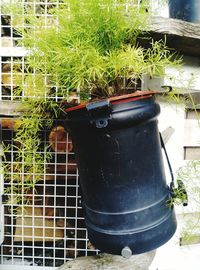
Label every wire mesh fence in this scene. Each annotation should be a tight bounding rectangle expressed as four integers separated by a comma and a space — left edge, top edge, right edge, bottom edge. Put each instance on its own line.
1, 116, 100, 267
0, 0, 166, 268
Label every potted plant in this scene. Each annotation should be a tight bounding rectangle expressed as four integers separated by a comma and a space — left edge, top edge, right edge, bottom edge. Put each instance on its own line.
7, 0, 182, 256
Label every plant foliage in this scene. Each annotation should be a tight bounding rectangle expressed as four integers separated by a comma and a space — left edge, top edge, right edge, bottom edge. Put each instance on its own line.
10, 0, 180, 100
3, 0, 181, 203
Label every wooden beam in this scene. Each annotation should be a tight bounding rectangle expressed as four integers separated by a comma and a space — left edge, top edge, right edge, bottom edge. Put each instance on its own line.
150, 17, 200, 40
139, 17, 200, 57
0, 100, 21, 116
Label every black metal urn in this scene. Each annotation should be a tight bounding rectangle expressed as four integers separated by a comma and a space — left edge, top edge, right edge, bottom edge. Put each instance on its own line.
65, 91, 177, 256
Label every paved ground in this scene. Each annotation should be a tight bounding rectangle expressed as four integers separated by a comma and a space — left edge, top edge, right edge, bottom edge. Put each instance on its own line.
149, 233, 200, 270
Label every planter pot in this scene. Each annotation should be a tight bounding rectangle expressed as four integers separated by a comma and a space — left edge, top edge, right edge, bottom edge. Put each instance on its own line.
169, 0, 200, 23
65, 91, 177, 255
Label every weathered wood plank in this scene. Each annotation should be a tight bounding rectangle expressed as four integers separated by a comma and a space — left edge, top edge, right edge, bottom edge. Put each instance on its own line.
14, 206, 64, 242
139, 17, 200, 57
184, 119, 200, 147
150, 17, 200, 39
0, 100, 21, 116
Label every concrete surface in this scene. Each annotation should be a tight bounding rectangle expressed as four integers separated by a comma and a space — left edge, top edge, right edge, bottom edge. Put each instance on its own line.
58, 251, 156, 270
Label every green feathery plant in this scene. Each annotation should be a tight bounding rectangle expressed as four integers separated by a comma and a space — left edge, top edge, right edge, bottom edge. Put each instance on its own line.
22, 0, 181, 99
2, 0, 181, 204
3, 99, 59, 205
8, 0, 181, 100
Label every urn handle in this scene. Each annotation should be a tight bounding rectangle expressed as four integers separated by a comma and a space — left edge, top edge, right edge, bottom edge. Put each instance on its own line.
160, 133, 188, 207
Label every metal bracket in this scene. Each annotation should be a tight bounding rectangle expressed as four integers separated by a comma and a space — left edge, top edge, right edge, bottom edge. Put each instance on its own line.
86, 100, 112, 128
170, 180, 188, 207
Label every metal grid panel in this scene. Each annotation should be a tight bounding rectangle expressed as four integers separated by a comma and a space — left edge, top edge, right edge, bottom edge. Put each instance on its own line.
0, 0, 164, 268
0, 1, 98, 267
0, 116, 99, 268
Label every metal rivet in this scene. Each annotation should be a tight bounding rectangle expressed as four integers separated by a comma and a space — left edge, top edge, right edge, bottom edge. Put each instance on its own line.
121, 246, 132, 258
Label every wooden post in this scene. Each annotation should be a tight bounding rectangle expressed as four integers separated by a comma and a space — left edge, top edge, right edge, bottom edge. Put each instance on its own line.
58, 251, 156, 270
